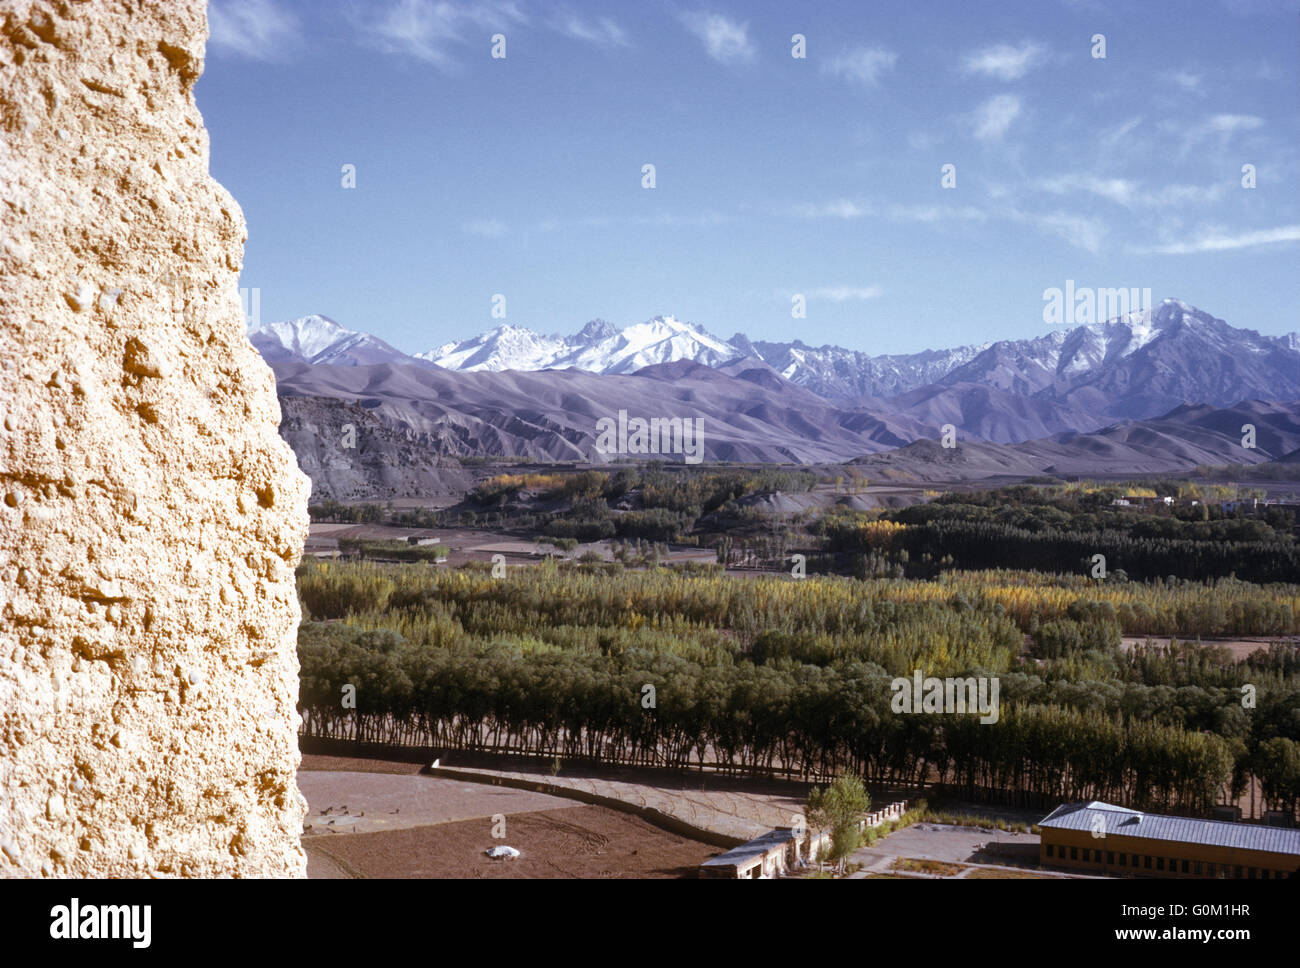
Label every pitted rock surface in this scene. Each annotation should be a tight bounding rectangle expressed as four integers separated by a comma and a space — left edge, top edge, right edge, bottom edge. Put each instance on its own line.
0, 0, 309, 876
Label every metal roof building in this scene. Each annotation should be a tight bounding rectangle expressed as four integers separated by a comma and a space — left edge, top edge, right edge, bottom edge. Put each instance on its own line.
1038, 801, 1299, 878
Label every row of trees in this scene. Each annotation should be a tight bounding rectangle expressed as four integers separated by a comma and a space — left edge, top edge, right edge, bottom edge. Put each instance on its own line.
904, 570, 1299, 639
884, 518, 1297, 583
336, 539, 447, 562
471, 466, 817, 513
824, 486, 1300, 583
298, 624, 1250, 814
295, 560, 1300, 816
297, 560, 1300, 643
462, 466, 821, 543
308, 499, 384, 523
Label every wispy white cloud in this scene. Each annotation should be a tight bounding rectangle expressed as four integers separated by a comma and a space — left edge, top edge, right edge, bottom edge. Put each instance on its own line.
472, 211, 732, 236
464, 219, 508, 237
960, 41, 1047, 81
634, 211, 732, 228
1098, 115, 1145, 153
1036, 173, 1228, 208
822, 47, 897, 87
366, 0, 464, 69
787, 193, 1103, 254
888, 204, 988, 223
1169, 112, 1265, 154
811, 285, 883, 301
1038, 174, 1141, 206
679, 12, 754, 64
788, 199, 872, 219
1202, 113, 1265, 134
973, 94, 1022, 142
1016, 210, 1107, 254
208, 0, 300, 61
1163, 71, 1205, 95
1220, 0, 1291, 17
1153, 183, 1231, 205
549, 10, 630, 48
1141, 224, 1300, 254
563, 212, 731, 229
365, 0, 526, 69
907, 130, 944, 152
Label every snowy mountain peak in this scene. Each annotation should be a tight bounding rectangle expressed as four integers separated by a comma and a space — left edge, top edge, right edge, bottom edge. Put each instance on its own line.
415, 324, 566, 371
249, 314, 419, 368
252, 314, 349, 360
417, 315, 739, 374
575, 318, 618, 342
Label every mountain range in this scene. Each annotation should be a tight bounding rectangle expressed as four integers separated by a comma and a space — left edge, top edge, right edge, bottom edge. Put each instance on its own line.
852, 400, 1300, 483
252, 301, 1298, 430
248, 301, 1300, 492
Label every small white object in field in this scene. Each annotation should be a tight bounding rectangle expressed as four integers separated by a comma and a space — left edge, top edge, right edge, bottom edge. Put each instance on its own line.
430, 759, 440, 769
486, 846, 520, 860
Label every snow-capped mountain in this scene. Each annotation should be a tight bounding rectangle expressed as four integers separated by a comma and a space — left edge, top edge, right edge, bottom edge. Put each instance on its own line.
734, 337, 987, 400
253, 301, 1300, 485
416, 300, 1299, 412
418, 313, 993, 396
752, 299, 1298, 407
255, 302, 1300, 436
248, 314, 424, 368
420, 324, 568, 371
417, 314, 738, 374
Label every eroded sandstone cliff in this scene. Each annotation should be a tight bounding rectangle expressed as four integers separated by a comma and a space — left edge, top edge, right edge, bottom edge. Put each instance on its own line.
0, 0, 309, 876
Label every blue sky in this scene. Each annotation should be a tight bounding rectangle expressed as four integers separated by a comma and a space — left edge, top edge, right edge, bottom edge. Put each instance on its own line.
198, 0, 1299, 356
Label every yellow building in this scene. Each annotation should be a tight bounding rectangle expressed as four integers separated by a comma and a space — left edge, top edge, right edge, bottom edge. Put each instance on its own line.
1038, 801, 1299, 879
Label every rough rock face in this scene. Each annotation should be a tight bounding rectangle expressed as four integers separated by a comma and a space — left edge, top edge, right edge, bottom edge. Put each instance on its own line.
0, 1, 309, 876
278, 395, 472, 503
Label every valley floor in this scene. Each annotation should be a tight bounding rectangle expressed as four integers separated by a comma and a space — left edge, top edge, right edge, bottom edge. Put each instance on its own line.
298, 755, 717, 878
296, 753, 1079, 880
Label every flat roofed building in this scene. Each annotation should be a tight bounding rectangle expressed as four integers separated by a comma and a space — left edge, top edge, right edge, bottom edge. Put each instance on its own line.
1038, 801, 1300, 879
699, 827, 830, 879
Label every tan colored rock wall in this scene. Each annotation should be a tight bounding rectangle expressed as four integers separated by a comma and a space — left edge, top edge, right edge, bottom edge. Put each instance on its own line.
0, 0, 309, 876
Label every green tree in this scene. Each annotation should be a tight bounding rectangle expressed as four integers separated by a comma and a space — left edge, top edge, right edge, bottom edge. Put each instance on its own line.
1255, 737, 1300, 818
806, 774, 871, 873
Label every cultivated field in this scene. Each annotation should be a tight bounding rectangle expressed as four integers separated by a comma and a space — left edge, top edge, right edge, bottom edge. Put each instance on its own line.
299, 755, 720, 878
